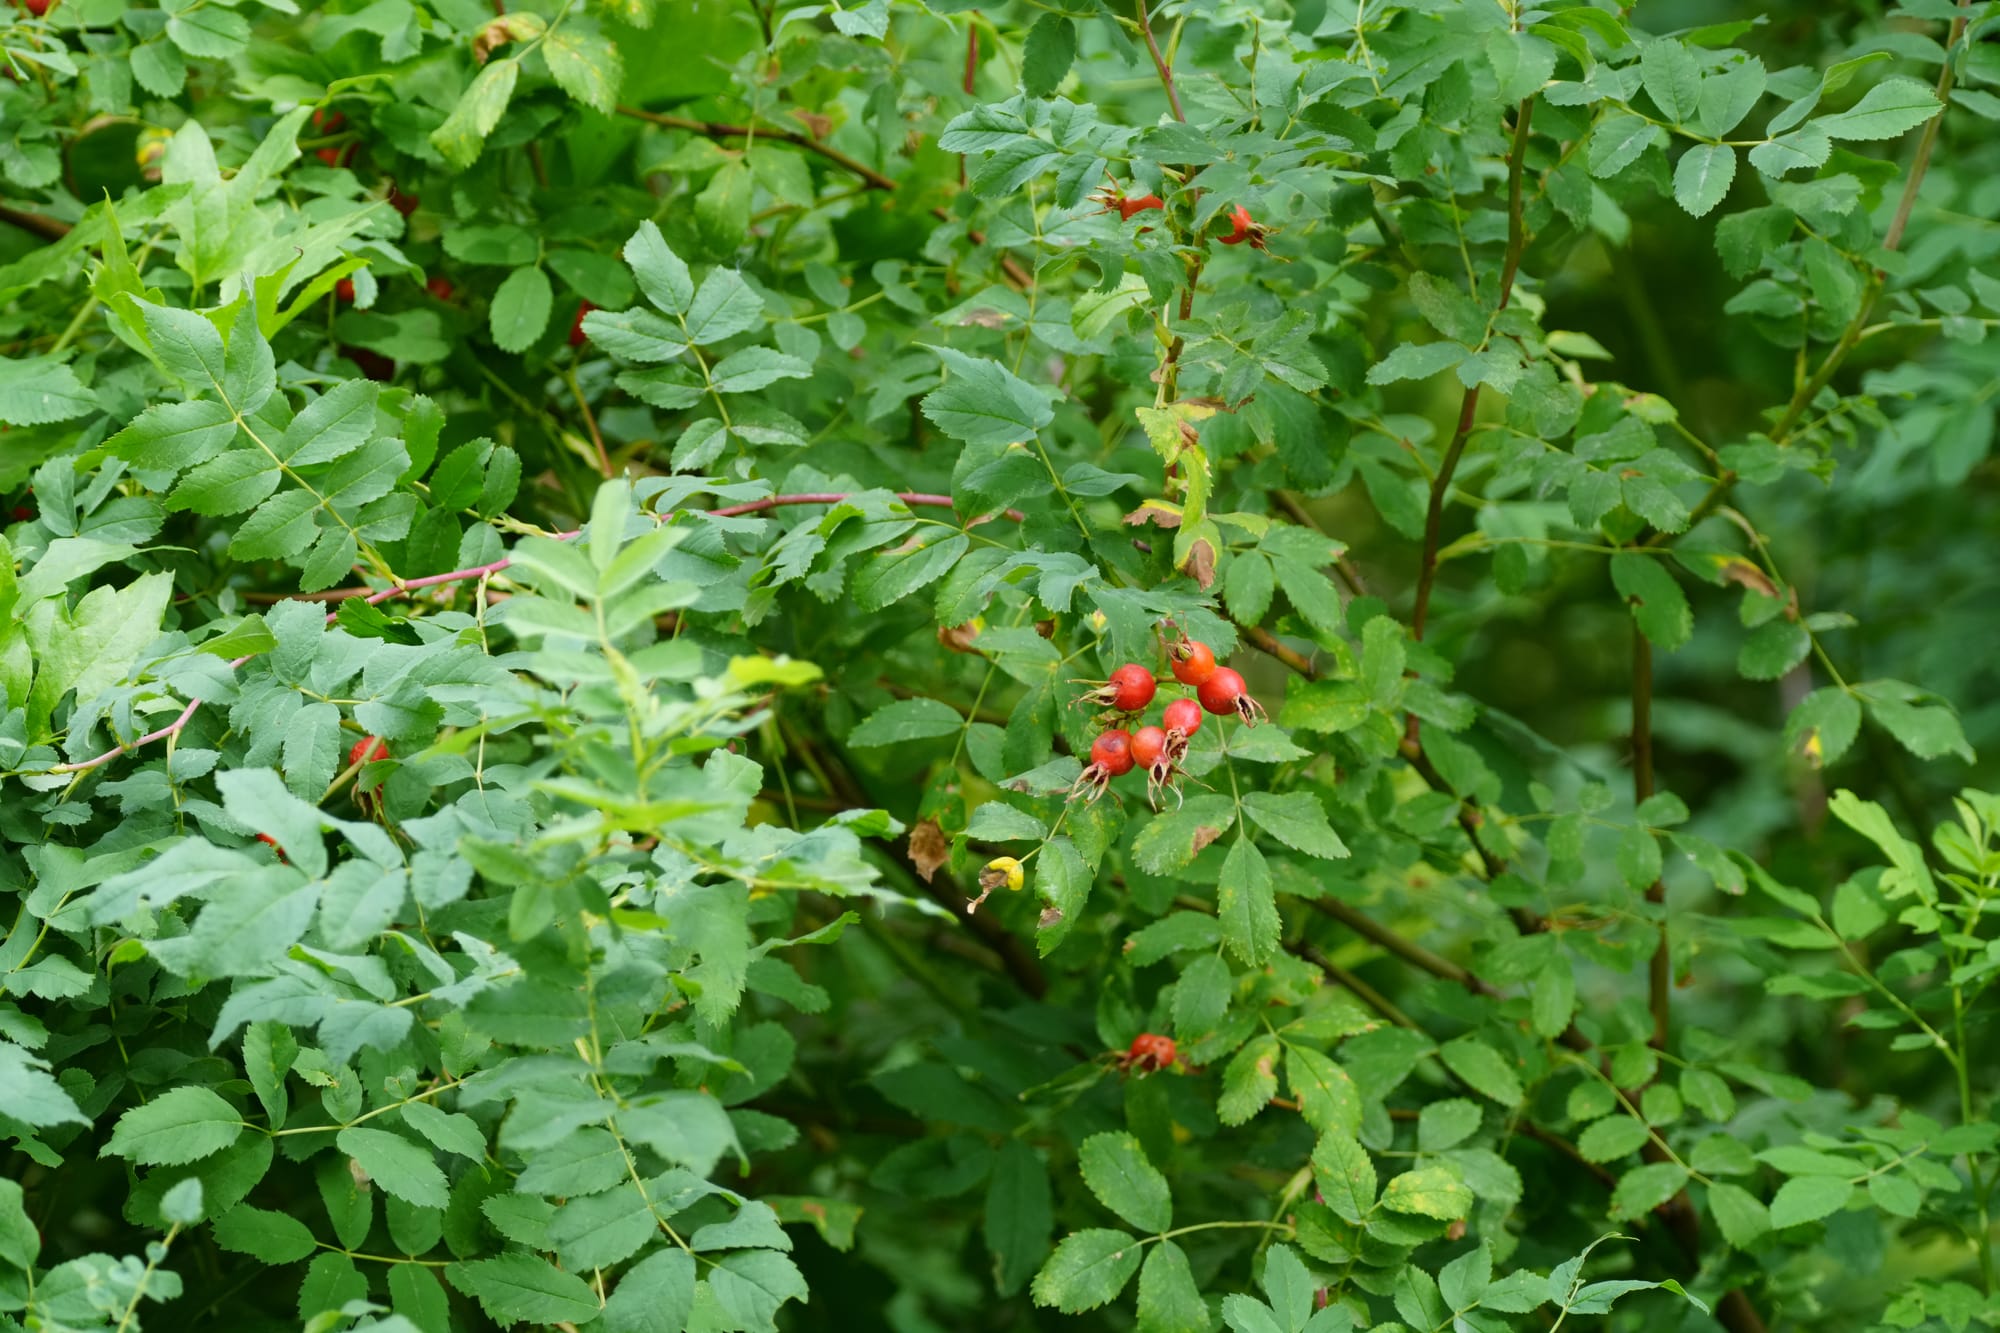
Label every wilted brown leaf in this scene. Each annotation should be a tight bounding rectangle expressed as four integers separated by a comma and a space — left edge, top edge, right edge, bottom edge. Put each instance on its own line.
908, 819, 950, 882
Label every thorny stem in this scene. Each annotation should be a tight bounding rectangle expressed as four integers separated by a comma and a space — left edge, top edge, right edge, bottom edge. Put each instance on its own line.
1410, 97, 1533, 646
1135, 0, 1185, 123
1632, 632, 1669, 1052
616, 106, 900, 192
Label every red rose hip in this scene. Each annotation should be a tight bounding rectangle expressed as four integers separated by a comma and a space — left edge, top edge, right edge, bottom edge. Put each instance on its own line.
1078, 663, 1157, 713
1070, 728, 1136, 802
1170, 637, 1217, 686
1197, 667, 1267, 725
1162, 697, 1203, 738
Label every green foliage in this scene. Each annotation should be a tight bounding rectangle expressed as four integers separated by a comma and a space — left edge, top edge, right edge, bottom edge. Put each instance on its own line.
0, 0, 1997, 1331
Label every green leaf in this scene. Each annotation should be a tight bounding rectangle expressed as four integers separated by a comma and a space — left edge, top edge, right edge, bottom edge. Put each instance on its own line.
1135, 1240, 1209, 1333
1738, 618, 1810, 680
400, 1101, 487, 1160
1359, 615, 1407, 708
623, 220, 693, 316
709, 347, 813, 394
1611, 1161, 1689, 1219
1379, 1165, 1473, 1219
1856, 681, 1974, 763
684, 268, 764, 345
1610, 553, 1692, 650
1673, 144, 1736, 217
852, 533, 969, 611
1814, 77, 1942, 140
447, 1253, 602, 1325
848, 697, 962, 746
1697, 57, 1767, 136
1287, 1045, 1362, 1136
1707, 1182, 1772, 1248
172, 450, 281, 516
1022, 13, 1076, 98
1641, 40, 1702, 123
105, 1086, 244, 1165
1312, 1127, 1377, 1223
161, 1177, 206, 1225
336, 1127, 449, 1209
283, 380, 377, 467
106, 399, 237, 474
1241, 791, 1349, 860
548, 1183, 657, 1270
1366, 341, 1466, 385
492, 265, 554, 353
0, 1179, 39, 1270
1439, 1036, 1524, 1106
1078, 1132, 1172, 1233
0, 356, 96, 426
543, 26, 623, 113
1172, 951, 1232, 1036
922, 347, 1055, 447
432, 58, 519, 169
964, 801, 1047, 843
1868, 1173, 1921, 1219
1417, 1098, 1482, 1152
986, 1138, 1053, 1296
1217, 836, 1280, 965
1031, 1229, 1144, 1313
1218, 1033, 1281, 1125
0, 1046, 88, 1128
230, 490, 320, 561
1768, 1175, 1853, 1228
141, 302, 227, 392
168, 5, 250, 57
1589, 112, 1665, 177
601, 1248, 695, 1333
212, 1203, 318, 1264
1408, 273, 1487, 344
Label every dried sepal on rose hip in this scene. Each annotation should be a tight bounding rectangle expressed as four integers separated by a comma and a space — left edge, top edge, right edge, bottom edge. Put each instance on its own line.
1197, 665, 1267, 725
1115, 1032, 1178, 1075
1164, 627, 1218, 686
1088, 176, 1165, 223
1069, 728, 1136, 803
1073, 663, 1158, 714
965, 855, 1024, 915
1129, 724, 1185, 809
1217, 203, 1271, 250
1161, 696, 1203, 744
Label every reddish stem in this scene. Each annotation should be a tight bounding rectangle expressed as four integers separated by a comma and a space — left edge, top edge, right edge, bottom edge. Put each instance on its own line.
46, 491, 1022, 775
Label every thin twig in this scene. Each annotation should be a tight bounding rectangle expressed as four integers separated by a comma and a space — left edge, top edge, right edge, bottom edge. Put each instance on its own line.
1410, 98, 1533, 645
1267, 490, 1366, 594
1290, 940, 1417, 1030
1135, 0, 1185, 122
618, 105, 899, 192
1632, 630, 1669, 1051
0, 204, 69, 240
708, 491, 1024, 522
565, 367, 612, 478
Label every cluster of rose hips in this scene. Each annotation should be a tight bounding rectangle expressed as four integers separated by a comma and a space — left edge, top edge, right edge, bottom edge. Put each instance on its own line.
1114, 1032, 1179, 1076
1070, 628, 1264, 806
1088, 179, 1271, 251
